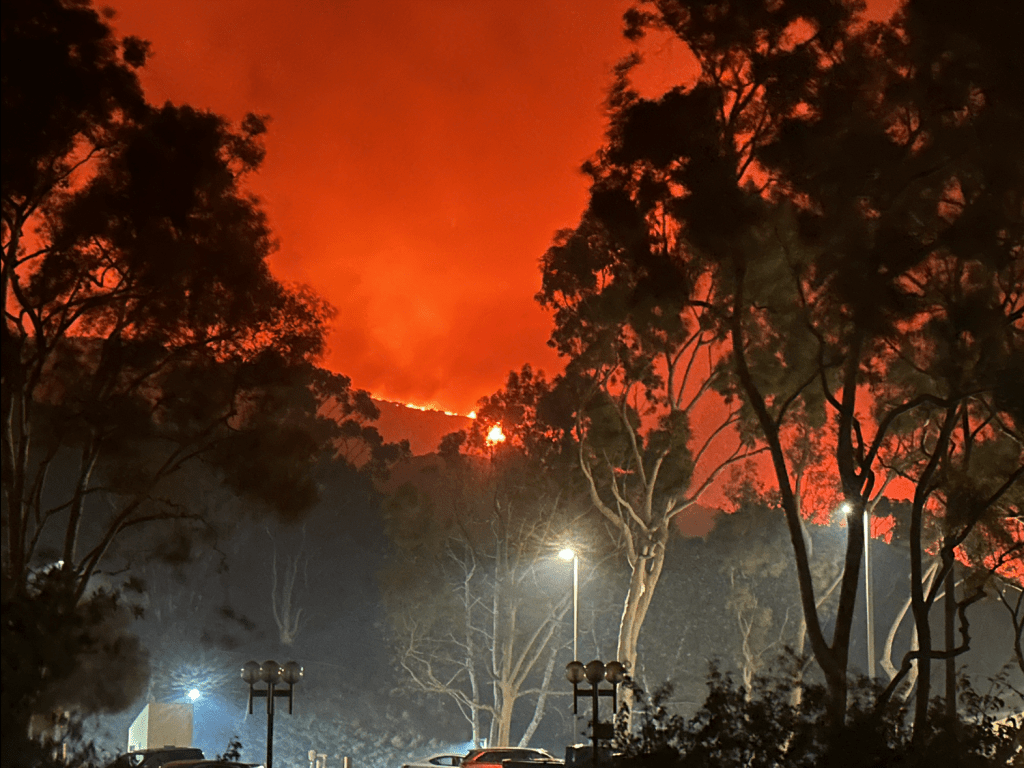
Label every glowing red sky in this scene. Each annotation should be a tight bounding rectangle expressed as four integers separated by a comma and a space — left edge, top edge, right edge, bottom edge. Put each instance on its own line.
107, 0, 896, 417
106, 0, 664, 415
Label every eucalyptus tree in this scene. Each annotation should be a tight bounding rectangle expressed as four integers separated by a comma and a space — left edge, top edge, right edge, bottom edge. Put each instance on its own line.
541, 0, 1022, 736
382, 446, 580, 747
2, 0, 385, 751
536, 213, 760, 685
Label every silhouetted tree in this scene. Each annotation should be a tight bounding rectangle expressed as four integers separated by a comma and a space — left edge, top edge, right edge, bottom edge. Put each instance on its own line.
1, 0, 390, 756
542, 0, 1022, 737
473, 361, 758, 711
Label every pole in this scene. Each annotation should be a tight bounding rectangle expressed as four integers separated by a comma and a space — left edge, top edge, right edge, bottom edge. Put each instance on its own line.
266, 682, 275, 768
944, 562, 957, 721
571, 554, 581, 744
241, 660, 300, 768
572, 554, 579, 663
863, 509, 875, 679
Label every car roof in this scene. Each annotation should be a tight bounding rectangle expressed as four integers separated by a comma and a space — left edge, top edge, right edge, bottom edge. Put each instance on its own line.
107, 750, 206, 768
465, 749, 554, 759
404, 756, 463, 763
126, 750, 205, 759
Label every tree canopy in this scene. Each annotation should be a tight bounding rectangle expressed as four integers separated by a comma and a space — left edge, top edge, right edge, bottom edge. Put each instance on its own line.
1, 0, 391, 753
538, 0, 1022, 738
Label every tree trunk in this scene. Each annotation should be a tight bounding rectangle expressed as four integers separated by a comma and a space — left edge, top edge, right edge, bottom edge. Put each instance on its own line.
910, 407, 958, 743
911, 599, 933, 740
616, 543, 666, 712
881, 562, 939, 703
944, 563, 956, 723
269, 533, 305, 646
492, 682, 515, 746
728, 274, 857, 728
518, 651, 558, 747
791, 570, 842, 707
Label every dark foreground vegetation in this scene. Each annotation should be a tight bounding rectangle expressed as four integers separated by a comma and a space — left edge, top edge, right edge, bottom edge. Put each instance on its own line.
613, 663, 1021, 768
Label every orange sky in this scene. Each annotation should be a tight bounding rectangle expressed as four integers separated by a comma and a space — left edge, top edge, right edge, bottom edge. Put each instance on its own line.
106, 0, 896, 418
106, 0, 671, 415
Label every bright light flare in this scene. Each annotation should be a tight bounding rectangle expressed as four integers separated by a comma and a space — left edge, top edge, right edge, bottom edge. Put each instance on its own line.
188, 688, 201, 701
841, 501, 855, 515
485, 424, 506, 446
558, 548, 576, 561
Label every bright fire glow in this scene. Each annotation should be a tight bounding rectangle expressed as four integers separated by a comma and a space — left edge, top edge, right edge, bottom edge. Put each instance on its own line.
485, 424, 506, 446
402, 402, 466, 417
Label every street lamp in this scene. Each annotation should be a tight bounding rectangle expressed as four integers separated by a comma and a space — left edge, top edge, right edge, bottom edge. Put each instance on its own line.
241, 659, 303, 768
558, 548, 578, 663
566, 660, 626, 767
844, 502, 875, 679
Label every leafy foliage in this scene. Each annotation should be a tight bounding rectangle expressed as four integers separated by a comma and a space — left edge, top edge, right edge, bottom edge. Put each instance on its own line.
613, 661, 1022, 768
217, 738, 244, 761
544, 0, 1023, 732
2, 0, 397, 755
1, 571, 147, 767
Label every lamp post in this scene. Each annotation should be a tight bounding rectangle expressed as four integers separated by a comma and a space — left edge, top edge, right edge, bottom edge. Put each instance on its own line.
566, 660, 625, 767
558, 548, 578, 662
559, 548, 581, 743
843, 502, 875, 679
241, 659, 303, 768
863, 508, 875, 679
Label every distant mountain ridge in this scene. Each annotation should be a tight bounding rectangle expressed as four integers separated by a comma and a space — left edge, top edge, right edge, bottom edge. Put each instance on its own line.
371, 398, 473, 456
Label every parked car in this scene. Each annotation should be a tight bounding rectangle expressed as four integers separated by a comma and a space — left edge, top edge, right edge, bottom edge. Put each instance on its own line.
563, 744, 620, 767
461, 748, 561, 768
106, 748, 205, 768
401, 753, 465, 768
